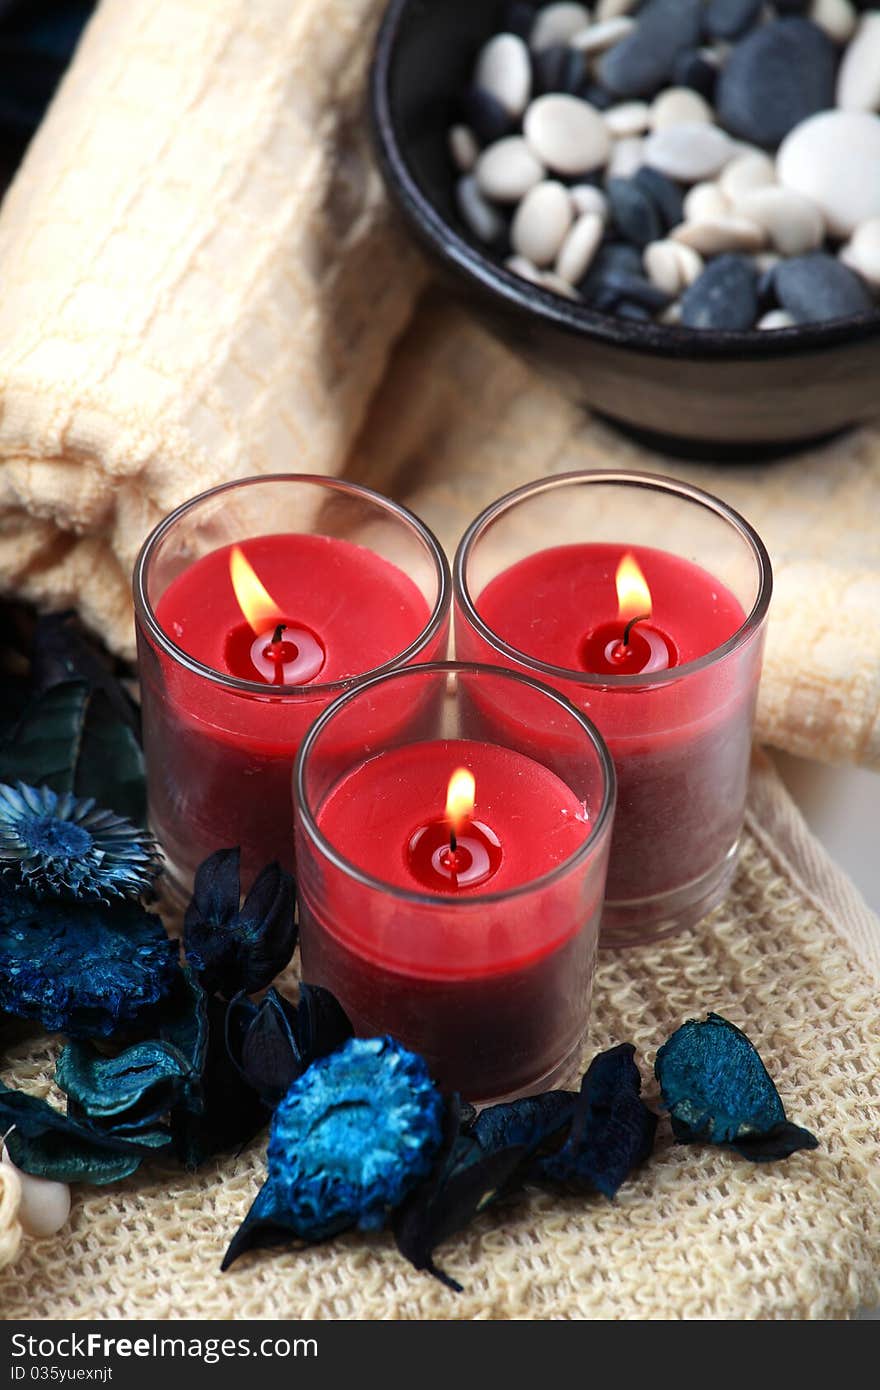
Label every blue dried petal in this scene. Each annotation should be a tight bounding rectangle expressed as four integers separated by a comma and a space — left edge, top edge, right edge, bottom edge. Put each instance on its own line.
172, 995, 269, 1170
184, 848, 296, 997
0, 881, 179, 1038
226, 988, 302, 1109
655, 1013, 818, 1161
0, 781, 160, 901
223, 1037, 444, 1268
470, 1091, 577, 1161
0, 1081, 169, 1184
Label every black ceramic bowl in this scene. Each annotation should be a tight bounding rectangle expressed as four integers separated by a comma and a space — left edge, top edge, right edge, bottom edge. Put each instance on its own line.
371, 0, 880, 457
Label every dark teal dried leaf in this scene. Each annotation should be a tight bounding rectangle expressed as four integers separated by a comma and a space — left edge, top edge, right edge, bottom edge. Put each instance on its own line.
470, 1091, 577, 1160
655, 1013, 818, 1162
172, 995, 269, 1169
0, 882, 179, 1038
294, 983, 354, 1065
31, 612, 139, 734
0, 1080, 168, 1184
226, 988, 301, 1109
184, 848, 296, 997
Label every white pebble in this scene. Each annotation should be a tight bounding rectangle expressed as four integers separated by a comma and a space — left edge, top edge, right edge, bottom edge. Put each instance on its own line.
736, 186, 825, 256
505, 254, 545, 286
607, 136, 644, 179
456, 175, 504, 243
541, 270, 580, 298
449, 125, 479, 173
719, 151, 776, 201
683, 181, 730, 222
840, 217, 880, 289
777, 109, 880, 237
809, 0, 857, 45
604, 101, 651, 138
530, 3, 591, 51
671, 216, 766, 255
570, 184, 609, 220
650, 87, 714, 131
1, 1153, 70, 1240
836, 13, 880, 111
643, 239, 703, 296
524, 94, 611, 176
571, 17, 635, 53
643, 122, 735, 182
596, 0, 636, 18
555, 211, 605, 282
475, 33, 532, 118
758, 310, 797, 330
475, 136, 545, 202
511, 180, 574, 265
659, 301, 683, 325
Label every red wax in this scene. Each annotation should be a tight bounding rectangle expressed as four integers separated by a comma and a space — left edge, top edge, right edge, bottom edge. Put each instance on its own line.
140, 534, 439, 888
298, 738, 603, 1099
456, 544, 759, 920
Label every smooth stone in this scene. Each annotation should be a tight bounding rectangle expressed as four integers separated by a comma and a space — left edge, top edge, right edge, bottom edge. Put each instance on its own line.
533, 44, 588, 97
462, 86, 514, 145
615, 301, 653, 320
683, 180, 730, 221
671, 47, 718, 99
774, 251, 874, 321
644, 238, 704, 294
607, 177, 663, 246
836, 13, 880, 110
524, 94, 611, 174
597, 0, 704, 98
504, 2, 538, 40
634, 166, 685, 229
736, 186, 825, 255
456, 176, 506, 243
506, 253, 545, 285
1, 1154, 70, 1240
680, 253, 759, 328
540, 270, 579, 298
578, 239, 644, 294
840, 217, 880, 289
643, 121, 734, 180
511, 180, 575, 263
571, 18, 637, 53
580, 83, 614, 110
719, 150, 777, 200
716, 19, 837, 147
650, 86, 714, 129
775, 0, 809, 10
476, 33, 533, 117
475, 136, 545, 201
672, 215, 766, 254
555, 212, 606, 280
530, 3, 591, 51
597, 0, 637, 18
604, 101, 651, 137
758, 308, 797, 328
571, 183, 610, 219
606, 135, 645, 178
449, 125, 479, 173
705, 0, 763, 41
777, 109, 880, 237
659, 300, 683, 324
808, 0, 857, 44
592, 267, 672, 310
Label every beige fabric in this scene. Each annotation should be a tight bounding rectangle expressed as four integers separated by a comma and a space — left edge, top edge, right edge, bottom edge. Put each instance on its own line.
1, 754, 878, 1320
0, 1165, 22, 1273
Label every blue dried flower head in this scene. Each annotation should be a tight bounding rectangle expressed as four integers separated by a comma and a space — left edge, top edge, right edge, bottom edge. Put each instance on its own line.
223, 1037, 444, 1267
0, 781, 160, 901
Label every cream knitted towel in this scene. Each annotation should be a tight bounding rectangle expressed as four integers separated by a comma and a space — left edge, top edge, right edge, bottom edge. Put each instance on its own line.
0, 0, 878, 769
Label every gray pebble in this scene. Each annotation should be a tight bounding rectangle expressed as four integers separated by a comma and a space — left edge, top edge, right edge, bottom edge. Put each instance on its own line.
607, 177, 664, 246
716, 19, 838, 147
533, 43, 587, 96
596, 267, 673, 310
456, 175, 505, 244
680, 253, 759, 328
578, 241, 644, 295
634, 166, 685, 229
598, 0, 703, 98
462, 86, 514, 145
773, 252, 874, 322
705, 0, 763, 42
671, 47, 718, 99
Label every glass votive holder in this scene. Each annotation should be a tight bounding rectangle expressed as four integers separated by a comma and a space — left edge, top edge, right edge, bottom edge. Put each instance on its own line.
294, 662, 615, 1103
454, 471, 772, 947
134, 475, 450, 898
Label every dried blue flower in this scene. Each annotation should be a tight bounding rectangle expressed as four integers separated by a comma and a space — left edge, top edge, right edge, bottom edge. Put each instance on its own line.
225, 983, 354, 1109
223, 1037, 444, 1268
0, 1081, 170, 1185
655, 1013, 818, 1162
0, 781, 160, 901
184, 848, 296, 997
0, 881, 178, 1038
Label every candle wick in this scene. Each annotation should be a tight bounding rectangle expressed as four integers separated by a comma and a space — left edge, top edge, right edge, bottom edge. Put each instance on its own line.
623, 613, 651, 647
449, 827, 457, 855
271, 623, 286, 645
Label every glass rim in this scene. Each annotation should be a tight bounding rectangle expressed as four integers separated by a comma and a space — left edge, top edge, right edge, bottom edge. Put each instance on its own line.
132, 473, 451, 696
453, 469, 773, 689
294, 659, 617, 908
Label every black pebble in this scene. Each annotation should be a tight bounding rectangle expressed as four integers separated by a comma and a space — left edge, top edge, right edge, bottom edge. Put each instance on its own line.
596, 269, 672, 312
704, 0, 763, 41
533, 43, 587, 96
774, 0, 809, 12
598, 0, 704, 98
615, 302, 654, 322
579, 82, 614, 110
462, 85, 514, 145
774, 254, 874, 323
633, 167, 684, 231
672, 47, 718, 100
578, 242, 644, 298
606, 178, 663, 248
680, 255, 759, 330
504, 2, 538, 40
716, 19, 838, 148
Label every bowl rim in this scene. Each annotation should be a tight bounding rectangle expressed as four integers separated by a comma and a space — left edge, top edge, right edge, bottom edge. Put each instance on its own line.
370, 0, 880, 362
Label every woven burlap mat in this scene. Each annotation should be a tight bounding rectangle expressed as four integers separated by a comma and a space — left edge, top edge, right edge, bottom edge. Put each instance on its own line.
1, 752, 877, 1320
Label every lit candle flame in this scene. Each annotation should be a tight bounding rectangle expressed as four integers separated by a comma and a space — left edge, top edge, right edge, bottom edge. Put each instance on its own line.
445, 767, 475, 837
615, 552, 652, 622
229, 545, 285, 635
